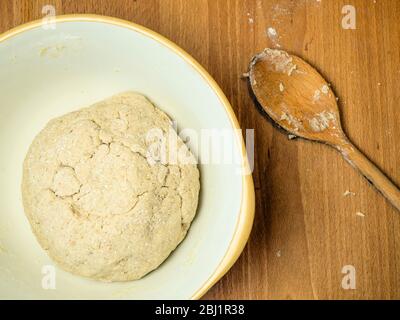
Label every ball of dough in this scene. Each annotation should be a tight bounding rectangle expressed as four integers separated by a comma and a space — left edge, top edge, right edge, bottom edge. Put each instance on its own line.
22, 92, 200, 281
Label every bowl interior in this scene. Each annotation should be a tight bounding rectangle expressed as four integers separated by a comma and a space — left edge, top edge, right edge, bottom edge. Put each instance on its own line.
0, 18, 243, 299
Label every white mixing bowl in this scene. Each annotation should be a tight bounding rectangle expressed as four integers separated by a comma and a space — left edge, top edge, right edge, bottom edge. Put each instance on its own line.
0, 15, 254, 299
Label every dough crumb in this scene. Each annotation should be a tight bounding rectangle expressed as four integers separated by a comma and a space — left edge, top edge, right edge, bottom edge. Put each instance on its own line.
276, 250, 281, 257
356, 211, 365, 217
267, 27, 277, 37
266, 27, 281, 48
247, 12, 254, 24
279, 82, 285, 92
343, 190, 356, 197
321, 84, 330, 94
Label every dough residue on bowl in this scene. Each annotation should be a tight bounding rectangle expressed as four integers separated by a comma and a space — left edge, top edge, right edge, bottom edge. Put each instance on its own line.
22, 92, 200, 282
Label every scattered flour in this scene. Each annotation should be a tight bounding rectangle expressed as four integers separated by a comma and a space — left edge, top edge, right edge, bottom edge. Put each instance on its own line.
280, 111, 303, 131
267, 27, 277, 37
313, 85, 330, 102
313, 89, 321, 102
271, 3, 292, 22
309, 111, 337, 132
247, 12, 254, 24
279, 82, 285, 92
343, 190, 356, 197
321, 84, 330, 94
251, 48, 297, 76
266, 27, 280, 48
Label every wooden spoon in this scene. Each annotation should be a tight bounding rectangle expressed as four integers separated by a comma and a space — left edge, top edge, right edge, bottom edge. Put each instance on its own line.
248, 48, 400, 212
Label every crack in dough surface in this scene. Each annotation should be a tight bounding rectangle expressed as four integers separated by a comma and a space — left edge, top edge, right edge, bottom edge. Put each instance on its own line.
22, 92, 200, 281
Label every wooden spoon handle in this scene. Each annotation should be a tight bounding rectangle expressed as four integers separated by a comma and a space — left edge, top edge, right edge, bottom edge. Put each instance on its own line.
339, 142, 400, 211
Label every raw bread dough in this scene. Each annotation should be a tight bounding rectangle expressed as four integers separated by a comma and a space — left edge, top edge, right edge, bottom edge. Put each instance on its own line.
22, 92, 200, 282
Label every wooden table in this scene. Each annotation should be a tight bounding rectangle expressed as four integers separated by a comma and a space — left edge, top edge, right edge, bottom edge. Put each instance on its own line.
2, 0, 399, 300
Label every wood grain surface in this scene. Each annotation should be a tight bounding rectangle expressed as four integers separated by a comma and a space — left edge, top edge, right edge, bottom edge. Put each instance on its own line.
1, 0, 399, 300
